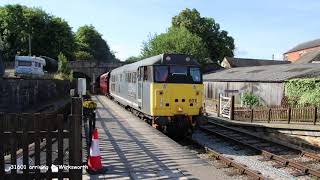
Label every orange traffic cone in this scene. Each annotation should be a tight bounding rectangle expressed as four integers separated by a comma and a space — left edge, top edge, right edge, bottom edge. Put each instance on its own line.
87, 128, 107, 174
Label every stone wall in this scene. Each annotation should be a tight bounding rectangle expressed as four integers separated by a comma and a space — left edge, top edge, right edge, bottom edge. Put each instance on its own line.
0, 78, 70, 112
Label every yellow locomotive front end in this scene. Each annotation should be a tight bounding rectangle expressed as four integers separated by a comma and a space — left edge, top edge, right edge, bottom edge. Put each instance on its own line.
150, 83, 204, 117
148, 63, 205, 135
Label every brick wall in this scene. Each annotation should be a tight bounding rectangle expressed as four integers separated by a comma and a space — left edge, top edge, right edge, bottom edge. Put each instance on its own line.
284, 46, 320, 62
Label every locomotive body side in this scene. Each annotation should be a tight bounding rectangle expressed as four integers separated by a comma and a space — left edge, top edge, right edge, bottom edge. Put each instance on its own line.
108, 54, 205, 135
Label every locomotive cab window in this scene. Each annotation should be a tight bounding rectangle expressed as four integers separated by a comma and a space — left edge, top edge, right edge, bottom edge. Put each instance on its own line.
190, 67, 201, 82
154, 66, 168, 82
153, 65, 202, 84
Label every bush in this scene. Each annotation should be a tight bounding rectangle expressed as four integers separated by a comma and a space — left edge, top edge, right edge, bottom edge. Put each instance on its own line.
241, 92, 259, 107
285, 78, 320, 106
75, 51, 94, 61
298, 87, 320, 106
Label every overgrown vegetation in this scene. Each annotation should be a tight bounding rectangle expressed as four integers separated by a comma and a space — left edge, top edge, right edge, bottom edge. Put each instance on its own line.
0, 4, 117, 62
53, 52, 73, 80
285, 78, 320, 106
241, 92, 260, 107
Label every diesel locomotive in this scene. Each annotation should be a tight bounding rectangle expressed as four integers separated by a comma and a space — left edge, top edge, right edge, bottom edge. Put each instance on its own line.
99, 54, 205, 135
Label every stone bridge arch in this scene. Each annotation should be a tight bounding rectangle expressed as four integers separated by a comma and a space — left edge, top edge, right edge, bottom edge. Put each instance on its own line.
67, 61, 123, 92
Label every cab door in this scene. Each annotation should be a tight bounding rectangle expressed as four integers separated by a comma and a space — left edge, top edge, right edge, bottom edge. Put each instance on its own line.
137, 67, 143, 109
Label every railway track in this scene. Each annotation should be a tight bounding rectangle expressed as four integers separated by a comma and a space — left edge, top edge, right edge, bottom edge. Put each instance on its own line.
199, 120, 320, 179
203, 145, 266, 179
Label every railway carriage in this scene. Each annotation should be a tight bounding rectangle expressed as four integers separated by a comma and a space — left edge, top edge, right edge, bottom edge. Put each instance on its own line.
99, 72, 110, 96
106, 54, 205, 135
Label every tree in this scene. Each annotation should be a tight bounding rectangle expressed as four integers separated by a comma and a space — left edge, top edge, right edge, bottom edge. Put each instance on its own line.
125, 56, 142, 64
57, 52, 69, 74
75, 51, 94, 61
0, 4, 75, 62
172, 8, 235, 63
141, 27, 209, 64
75, 25, 114, 62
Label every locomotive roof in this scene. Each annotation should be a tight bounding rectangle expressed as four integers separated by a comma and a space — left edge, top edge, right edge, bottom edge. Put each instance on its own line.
112, 54, 200, 73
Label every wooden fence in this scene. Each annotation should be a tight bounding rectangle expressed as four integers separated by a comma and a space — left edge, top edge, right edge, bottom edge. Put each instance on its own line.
212, 96, 319, 125
0, 98, 83, 179
234, 106, 318, 125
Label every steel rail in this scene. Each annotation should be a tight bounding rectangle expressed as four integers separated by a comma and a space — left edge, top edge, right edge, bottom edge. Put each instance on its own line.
200, 124, 320, 178
203, 146, 266, 180
207, 120, 320, 161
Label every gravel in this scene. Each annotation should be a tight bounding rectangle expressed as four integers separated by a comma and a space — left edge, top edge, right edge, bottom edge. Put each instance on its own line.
192, 130, 299, 180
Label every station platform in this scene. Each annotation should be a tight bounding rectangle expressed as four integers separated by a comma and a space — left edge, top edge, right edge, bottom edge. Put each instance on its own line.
205, 109, 320, 131
83, 95, 231, 180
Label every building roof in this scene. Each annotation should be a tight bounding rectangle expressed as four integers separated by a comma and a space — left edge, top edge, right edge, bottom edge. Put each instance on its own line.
294, 50, 320, 64
203, 63, 320, 83
285, 39, 320, 54
222, 57, 290, 68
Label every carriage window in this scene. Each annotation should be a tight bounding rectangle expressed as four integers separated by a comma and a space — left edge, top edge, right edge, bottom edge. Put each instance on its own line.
143, 66, 152, 81
133, 72, 136, 83
170, 66, 187, 75
190, 67, 201, 82
18, 61, 32, 66
154, 66, 168, 82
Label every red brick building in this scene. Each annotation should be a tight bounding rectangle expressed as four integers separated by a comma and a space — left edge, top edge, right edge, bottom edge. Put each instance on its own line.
283, 39, 320, 62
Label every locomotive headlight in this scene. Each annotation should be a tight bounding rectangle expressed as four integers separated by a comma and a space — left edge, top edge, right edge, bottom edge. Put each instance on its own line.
166, 56, 171, 61
186, 57, 190, 62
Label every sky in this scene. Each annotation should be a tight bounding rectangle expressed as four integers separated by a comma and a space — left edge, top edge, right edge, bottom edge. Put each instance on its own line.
0, 0, 319, 61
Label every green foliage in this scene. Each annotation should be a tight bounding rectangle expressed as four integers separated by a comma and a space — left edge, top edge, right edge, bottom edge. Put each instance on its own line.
75, 51, 94, 61
75, 25, 114, 62
125, 56, 142, 64
171, 8, 235, 63
141, 27, 209, 64
0, 4, 75, 61
299, 88, 320, 106
57, 52, 69, 74
241, 92, 260, 107
285, 78, 320, 106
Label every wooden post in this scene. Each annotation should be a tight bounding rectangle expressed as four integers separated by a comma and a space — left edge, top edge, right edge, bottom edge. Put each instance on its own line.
250, 109, 254, 122
10, 114, 17, 177
230, 96, 235, 120
313, 107, 317, 125
70, 97, 82, 179
46, 114, 52, 179
0, 113, 4, 176
57, 114, 64, 179
268, 108, 271, 123
287, 108, 291, 124
34, 114, 41, 179
71, 97, 82, 115
22, 114, 29, 176
70, 114, 82, 180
